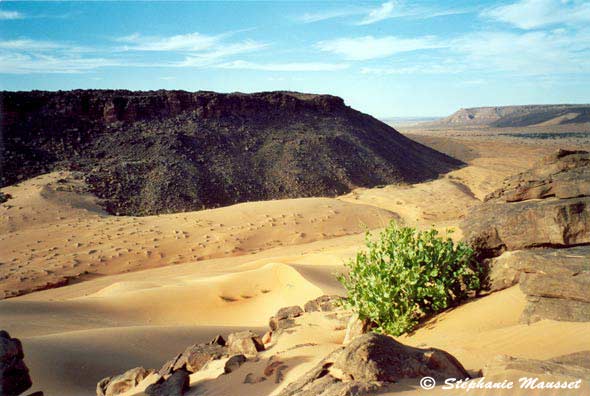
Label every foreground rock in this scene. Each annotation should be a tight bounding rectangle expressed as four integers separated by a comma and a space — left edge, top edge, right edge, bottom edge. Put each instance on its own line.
0, 330, 32, 396
277, 333, 468, 396
145, 368, 189, 396
461, 150, 590, 259
97, 367, 154, 396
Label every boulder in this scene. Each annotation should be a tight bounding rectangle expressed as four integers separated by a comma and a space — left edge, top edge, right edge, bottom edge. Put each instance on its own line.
172, 343, 226, 373
304, 295, 343, 313
269, 306, 303, 331
0, 330, 32, 396
98, 367, 154, 396
277, 333, 468, 396
227, 331, 265, 357
145, 368, 189, 396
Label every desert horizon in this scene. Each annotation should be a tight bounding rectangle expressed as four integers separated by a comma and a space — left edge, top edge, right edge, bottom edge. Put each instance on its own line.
1, 1, 590, 396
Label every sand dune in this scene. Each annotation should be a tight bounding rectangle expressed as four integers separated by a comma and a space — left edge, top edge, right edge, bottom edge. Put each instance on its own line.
0, 171, 396, 299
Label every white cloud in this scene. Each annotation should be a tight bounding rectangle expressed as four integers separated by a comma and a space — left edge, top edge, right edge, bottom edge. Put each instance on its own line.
216, 60, 349, 72
484, 0, 590, 29
316, 35, 443, 60
0, 10, 23, 20
358, 1, 396, 25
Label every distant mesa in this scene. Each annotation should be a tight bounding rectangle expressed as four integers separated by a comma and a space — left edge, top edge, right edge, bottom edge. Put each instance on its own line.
0, 90, 462, 215
424, 104, 590, 128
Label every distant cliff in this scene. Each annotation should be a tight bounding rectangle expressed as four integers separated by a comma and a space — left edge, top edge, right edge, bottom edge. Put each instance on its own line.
1, 90, 462, 215
427, 104, 590, 128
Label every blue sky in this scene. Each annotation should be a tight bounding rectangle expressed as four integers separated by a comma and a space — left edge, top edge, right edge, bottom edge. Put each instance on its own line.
1, 0, 589, 117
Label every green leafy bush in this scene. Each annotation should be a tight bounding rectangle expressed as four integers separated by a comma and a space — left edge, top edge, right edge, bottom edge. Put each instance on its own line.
338, 221, 481, 336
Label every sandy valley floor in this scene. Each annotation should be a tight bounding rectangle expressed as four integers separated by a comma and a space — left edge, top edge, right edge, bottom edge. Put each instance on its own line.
1, 133, 589, 396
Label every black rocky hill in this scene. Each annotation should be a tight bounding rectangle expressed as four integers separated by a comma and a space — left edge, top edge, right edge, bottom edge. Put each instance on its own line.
0, 90, 462, 215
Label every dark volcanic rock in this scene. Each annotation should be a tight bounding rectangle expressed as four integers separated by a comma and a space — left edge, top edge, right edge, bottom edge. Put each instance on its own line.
145, 368, 189, 396
277, 333, 468, 396
1, 90, 463, 215
224, 354, 247, 374
172, 343, 227, 373
0, 330, 32, 396
227, 331, 265, 357
304, 295, 343, 313
269, 305, 304, 331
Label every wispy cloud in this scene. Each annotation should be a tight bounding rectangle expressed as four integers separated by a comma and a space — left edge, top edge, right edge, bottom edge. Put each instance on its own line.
116, 32, 222, 52
358, 1, 396, 25
177, 41, 268, 67
297, 7, 363, 24
361, 62, 465, 75
451, 28, 590, 74
316, 35, 442, 61
216, 60, 349, 72
295, 1, 471, 26
0, 39, 83, 51
0, 10, 23, 20
483, 0, 590, 29
0, 52, 121, 74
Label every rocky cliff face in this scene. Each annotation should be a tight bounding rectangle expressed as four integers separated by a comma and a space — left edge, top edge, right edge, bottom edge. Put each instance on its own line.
1, 90, 462, 215
430, 104, 590, 127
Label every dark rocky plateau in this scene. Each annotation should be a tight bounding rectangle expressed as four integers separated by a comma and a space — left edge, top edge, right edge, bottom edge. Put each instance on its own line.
0, 90, 462, 215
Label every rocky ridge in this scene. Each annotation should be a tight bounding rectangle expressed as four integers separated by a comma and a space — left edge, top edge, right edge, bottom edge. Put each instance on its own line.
428, 104, 590, 128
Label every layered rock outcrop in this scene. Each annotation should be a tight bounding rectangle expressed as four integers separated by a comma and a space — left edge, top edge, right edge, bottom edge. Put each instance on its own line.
461, 150, 590, 323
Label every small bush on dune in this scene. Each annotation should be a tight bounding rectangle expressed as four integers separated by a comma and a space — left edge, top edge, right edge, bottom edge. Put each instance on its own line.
338, 221, 481, 336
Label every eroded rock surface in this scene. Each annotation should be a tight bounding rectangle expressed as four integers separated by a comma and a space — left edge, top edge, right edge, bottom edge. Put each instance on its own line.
461, 150, 590, 259
277, 333, 468, 396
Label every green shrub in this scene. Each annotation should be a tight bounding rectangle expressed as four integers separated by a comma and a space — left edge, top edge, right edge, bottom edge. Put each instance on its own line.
337, 221, 481, 336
